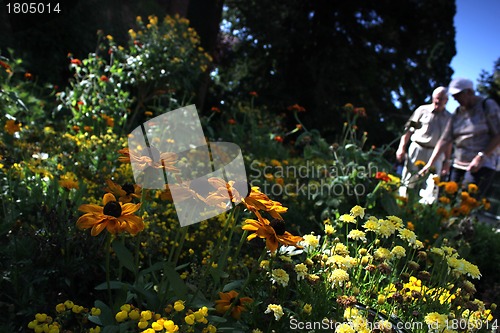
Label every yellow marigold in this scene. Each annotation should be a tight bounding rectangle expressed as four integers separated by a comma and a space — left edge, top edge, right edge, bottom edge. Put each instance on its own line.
467, 183, 479, 194
391, 246, 406, 259
265, 304, 284, 321
444, 181, 459, 194
301, 234, 320, 247
424, 312, 448, 330
438, 196, 451, 204
414, 160, 426, 167
328, 268, 350, 287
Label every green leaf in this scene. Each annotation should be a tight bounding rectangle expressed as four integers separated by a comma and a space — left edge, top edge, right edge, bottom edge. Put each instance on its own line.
222, 279, 245, 292
94, 300, 115, 326
112, 241, 136, 273
95, 281, 126, 290
164, 262, 188, 299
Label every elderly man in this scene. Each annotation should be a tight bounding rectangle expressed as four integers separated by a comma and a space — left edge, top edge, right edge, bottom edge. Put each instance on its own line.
421, 78, 500, 197
396, 86, 451, 200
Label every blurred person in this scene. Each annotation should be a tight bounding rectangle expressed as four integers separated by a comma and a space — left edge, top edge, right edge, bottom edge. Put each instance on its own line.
396, 86, 451, 202
420, 78, 500, 197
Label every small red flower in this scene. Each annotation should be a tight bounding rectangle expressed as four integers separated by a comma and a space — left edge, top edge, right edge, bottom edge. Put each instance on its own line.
287, 104, 306, 112
24, 72, 33, 80
249, 91, 258, 97
100, 75, 109, 82
375, 172, 390, 182
0, 60, 11, 70
71, 59, 82, 66
274, 135, 284, 143
211, 106, 221, 113
228, 118, 237, 125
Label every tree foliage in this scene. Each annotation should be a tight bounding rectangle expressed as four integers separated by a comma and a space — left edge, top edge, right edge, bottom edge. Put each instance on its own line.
215, 0, 456, 144
477, 57, 500, 104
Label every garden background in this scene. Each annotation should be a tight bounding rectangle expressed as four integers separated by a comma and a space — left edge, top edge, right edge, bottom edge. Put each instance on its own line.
1, 0, 500, 332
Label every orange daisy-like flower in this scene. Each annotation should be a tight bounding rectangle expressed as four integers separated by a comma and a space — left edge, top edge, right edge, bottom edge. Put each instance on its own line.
76, 193, 143, 236
105, 179, 142, 203
5, 119, 21, 135
215, 290, 253, 320
117, 147, 179, 173
242, 211, 302, 253
204, 177, 243, 209
243, 186, 288, 219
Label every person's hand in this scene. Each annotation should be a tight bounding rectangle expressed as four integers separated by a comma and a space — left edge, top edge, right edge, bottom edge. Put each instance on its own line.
467, 155, 483, 173
441, 160, 450, 176
396, 148, 405, 163
418, 164, 431, 177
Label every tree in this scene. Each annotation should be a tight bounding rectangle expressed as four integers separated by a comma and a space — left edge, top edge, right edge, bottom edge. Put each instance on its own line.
477, 57, 500, 105
213, 0, 456, 145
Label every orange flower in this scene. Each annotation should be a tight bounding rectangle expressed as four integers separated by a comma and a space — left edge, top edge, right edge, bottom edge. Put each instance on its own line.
228, 118, 237, 125
242, 211, 302, 253
215, 290, 253, 319
4, 119, 21, 135
443, 181, 458, 195
243, 186, 288, 219
100, 75, 109, 82
70, 59, 82, 66
467, 183, 478, 194
117, 147, 179, 173
249, 91, 258, 97
407, 221, 415, 231
105, 180, 141, 203
204, 177, 243, 209
76, 193, 143, 236
211, 106, 221, 113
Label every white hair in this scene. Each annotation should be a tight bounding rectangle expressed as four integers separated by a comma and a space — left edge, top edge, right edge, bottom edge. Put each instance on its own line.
432, 86, 448, 98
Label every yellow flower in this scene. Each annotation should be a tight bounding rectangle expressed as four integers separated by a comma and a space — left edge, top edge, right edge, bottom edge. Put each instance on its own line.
350, 205, 365, 218
173, 300, 185, 312
265, 304, 284, 321
328, 268, 350, 287
115, 310, 128, 322
271, 268, 290, 287
339, 214, 356, 223
303, 303, 312, 315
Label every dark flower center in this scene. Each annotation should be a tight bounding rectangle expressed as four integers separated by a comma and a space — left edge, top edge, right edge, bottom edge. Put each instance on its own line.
229, 297, 241, 306
103, 201, 122, 217
270, 219, 286, 235
122, 183, 135, 195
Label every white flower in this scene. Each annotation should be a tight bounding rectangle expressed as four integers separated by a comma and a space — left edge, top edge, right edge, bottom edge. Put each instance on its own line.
270, 268, 290, 287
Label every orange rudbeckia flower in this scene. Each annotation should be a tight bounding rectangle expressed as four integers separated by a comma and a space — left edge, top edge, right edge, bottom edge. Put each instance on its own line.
215, 290, 253, 320
76, 193, 143, 236
105, 179, 142, 203
242, 211, 302, 253
243, 186, 288, 219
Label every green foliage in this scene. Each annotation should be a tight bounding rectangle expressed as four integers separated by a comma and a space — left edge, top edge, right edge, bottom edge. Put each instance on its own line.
57, 14, 212, 136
